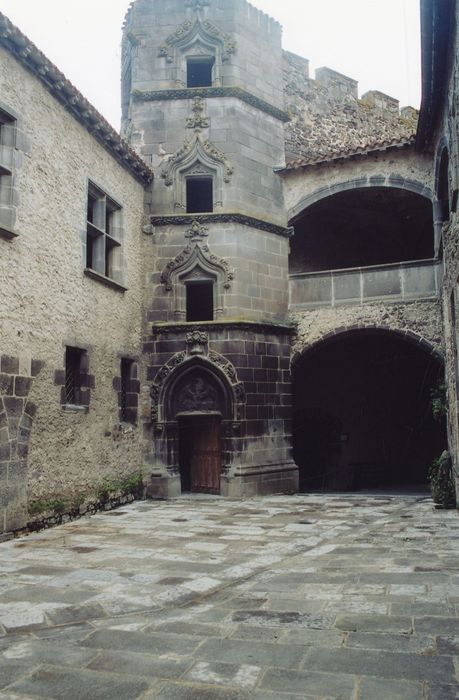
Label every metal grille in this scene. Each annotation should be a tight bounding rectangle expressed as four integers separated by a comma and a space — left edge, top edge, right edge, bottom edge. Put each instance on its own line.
65, 347, 82, 405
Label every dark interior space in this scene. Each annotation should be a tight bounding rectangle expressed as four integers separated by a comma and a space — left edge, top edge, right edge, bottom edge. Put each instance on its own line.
187, 57, 214, 87
186, 177, 213, 213
186, 281, 214, 321
290, 188, 434, 274
293, 331, 446, 492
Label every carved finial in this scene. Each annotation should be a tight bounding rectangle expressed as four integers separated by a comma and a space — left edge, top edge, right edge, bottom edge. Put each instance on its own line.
186, 330, 209, 356
186, 97, 210, 132
185, 219, 209, 241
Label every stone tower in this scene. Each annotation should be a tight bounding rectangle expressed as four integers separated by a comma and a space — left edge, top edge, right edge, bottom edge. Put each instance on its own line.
122, 0, 298, 497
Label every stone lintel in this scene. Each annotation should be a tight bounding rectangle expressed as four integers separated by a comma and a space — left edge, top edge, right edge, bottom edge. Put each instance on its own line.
133, 87, 290, 123
150, 213, 293, 238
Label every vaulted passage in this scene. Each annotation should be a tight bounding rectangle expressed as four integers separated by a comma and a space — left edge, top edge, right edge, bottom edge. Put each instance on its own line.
290, 187, 434, 274
293, 332, 446, 492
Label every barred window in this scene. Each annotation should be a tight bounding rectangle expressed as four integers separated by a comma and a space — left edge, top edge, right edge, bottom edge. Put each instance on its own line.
64, 347, 85, 405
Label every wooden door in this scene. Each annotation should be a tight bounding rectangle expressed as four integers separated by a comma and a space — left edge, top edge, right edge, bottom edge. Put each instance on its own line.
189, 416, 221, 494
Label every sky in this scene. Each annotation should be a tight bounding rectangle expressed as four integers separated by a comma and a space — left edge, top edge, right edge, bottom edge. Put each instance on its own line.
0, 0, 421, 131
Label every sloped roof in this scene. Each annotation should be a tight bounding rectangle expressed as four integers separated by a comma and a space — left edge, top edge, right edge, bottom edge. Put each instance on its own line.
0, 12, 153, 185
280, 136, 416, 172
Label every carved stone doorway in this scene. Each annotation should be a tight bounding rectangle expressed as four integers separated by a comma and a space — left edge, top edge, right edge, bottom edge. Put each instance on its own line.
179, 414, 222, 494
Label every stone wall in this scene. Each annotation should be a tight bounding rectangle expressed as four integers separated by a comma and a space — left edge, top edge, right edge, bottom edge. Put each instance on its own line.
142, 322, 297, 498
283, 51, 419, 163
291, 300, 444, 365
434, 2, 459, 497
0, 46, 147, 532
282, 147, 435, 223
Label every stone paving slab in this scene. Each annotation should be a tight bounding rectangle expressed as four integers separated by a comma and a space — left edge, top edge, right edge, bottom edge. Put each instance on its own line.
0, 493, 458, 698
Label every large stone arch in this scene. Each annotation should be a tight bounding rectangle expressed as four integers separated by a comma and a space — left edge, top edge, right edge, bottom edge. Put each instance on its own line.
288, 177, 434, 224
292, 325, 446, 492
292, 324, 444, 368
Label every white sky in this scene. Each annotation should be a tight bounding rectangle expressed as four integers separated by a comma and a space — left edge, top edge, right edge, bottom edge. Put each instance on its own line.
0, 0, 421, 131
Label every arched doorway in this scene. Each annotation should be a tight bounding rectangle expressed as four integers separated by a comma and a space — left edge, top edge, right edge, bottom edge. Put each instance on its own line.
164, 361, 233, 495
293, 330, 446, 492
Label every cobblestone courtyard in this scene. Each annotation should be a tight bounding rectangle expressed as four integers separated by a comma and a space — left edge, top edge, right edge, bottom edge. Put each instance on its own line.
0, 494, 459, 699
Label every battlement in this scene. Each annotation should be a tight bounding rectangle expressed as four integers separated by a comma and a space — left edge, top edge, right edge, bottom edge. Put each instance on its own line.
282, 49, 418, 163
315, 67, 358, 100
361, 90, 400, 112
243, 0, 281, 33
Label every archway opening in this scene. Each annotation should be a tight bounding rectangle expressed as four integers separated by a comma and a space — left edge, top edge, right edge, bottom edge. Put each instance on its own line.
164, 363, 231, 495
293, 331, 446, 492
290, 187, 434, 274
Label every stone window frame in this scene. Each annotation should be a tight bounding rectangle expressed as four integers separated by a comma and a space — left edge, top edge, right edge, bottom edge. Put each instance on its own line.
176, 157, 221, 212
83, 180, 127, 292
113, 356, 140, 424
168, 23, 226, 88
172, 247, 225, 321
0, 100, 25, 240
54, 344, 94, 413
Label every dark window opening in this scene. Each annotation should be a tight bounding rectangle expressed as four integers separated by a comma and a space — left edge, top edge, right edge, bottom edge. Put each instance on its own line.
438, 149, 451, 222
186, 178, 213, 213
186, 281, 214, 321
120, 358, 136, 423
65, 347, 84, 405
187, 57, 214, 88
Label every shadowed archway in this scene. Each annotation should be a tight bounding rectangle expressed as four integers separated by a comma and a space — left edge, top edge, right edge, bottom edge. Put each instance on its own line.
293, 329, 446, 492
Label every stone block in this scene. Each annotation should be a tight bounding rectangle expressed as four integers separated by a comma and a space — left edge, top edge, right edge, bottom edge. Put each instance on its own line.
14, 376, 32, 397
31, 359, 45, 377
260, 668, 356, 697
363, 269, 401, 298
302, 647, 455, 683
0, 374, 13, 396
9, 666, 150, 700
3, 396, 24, 417
1, 355, 19, 375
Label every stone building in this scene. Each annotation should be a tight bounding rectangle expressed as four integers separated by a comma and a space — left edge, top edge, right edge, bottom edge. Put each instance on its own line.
0, 0, 456, 535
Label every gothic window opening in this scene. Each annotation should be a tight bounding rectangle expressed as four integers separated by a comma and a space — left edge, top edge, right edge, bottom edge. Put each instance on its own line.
186, 177, 213, 213
186, 280, 214, 321
64, 346, 85, 405
86, 182, 122, 280
187, 56, 214, 87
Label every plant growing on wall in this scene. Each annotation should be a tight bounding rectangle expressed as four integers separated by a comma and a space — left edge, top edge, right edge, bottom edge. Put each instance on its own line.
428, 382, 456, 508
429, 452, 456, 508
430, 382, 447, 421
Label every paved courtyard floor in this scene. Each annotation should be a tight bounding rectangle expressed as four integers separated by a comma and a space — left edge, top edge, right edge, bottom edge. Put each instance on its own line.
0, 494, 459, 699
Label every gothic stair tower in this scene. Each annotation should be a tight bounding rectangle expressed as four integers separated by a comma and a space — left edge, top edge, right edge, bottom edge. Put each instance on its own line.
122, 0, 298, 497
